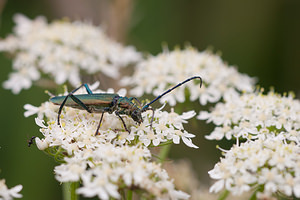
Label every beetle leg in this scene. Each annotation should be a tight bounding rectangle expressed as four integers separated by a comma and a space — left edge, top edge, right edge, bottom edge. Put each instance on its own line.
95, 113, 104, 136
82, 83, 93, 94
95, 106, 116, 135
69, 95, 92, 113
58, 93, 92, 126
58, 95, 71, 126
115, 111, 130, 133
69, 83, 94, 95
57, 83, 94, 126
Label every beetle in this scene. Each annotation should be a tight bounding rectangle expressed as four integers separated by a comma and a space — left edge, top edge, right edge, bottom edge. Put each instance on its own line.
50, 76, 202, 135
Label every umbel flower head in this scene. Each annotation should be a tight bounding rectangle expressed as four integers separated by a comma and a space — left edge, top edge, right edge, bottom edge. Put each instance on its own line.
0, 14, 141, 94
24, 83, 198, 157
208, 138, 300, 199
198, 90, 300, 143
55, 145, 190, 200
0, 179, 22, 200
121, 46, 255, 106
24, 83, 196, 199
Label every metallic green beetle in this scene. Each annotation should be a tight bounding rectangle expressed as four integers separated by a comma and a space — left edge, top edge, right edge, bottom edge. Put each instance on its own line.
50, 76, 202, 135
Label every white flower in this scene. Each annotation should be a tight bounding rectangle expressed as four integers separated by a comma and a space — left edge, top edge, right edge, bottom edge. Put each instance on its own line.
208, 138, 300, 198
0, 179, 22, 200
34, 137, 49, 150
199, 91, 300, 143
135, 109, 198, 148
171, 130, 198, 148
279, 173, 300, 197
121, 46, 255, 106
77, 169, 120, 200
2, 66, 40, 94
1, 14, 141, 94
55, 145, 189, 200
258, 168, 282, 193
55, 162, 86, 182
23, 104, 40, 117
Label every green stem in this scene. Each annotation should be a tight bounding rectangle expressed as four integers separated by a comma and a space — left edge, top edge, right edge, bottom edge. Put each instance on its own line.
249, 192, 257, 200
249, 185, 264, 200
127, 190, 133, 200
158, 144, 172, 163
218, 190, 229, 200
62, 182, 79, 200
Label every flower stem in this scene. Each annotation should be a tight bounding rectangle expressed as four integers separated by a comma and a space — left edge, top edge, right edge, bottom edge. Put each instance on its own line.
218, 190, 229, 200
158, 144, 172, 163
62, 182, 79, 200
127, 190, 133, 200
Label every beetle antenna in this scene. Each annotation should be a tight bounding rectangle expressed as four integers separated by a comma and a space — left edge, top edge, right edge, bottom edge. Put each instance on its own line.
141, 76, 202, 111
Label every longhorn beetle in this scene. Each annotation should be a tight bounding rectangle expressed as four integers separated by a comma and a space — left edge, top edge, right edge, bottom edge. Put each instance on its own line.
50, 76, 202, 135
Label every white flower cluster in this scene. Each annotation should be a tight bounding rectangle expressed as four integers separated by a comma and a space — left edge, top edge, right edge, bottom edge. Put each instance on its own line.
55, 145, 189, 200
24, 84, 197, 198
121, 47, 255, 106
25, 82, 197, 150
0, 179, 22, 200
198, 91, 300, 142
25, 88, 197, 154
0, 14, 141, 94
28, 103, 197, 154
208, 138, 300, 198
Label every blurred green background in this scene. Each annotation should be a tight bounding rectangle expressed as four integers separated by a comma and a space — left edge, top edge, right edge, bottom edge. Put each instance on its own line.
0, 0, 299, 199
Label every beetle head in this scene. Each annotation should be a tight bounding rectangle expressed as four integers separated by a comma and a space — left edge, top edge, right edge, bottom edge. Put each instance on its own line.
131, 109, 143, 124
